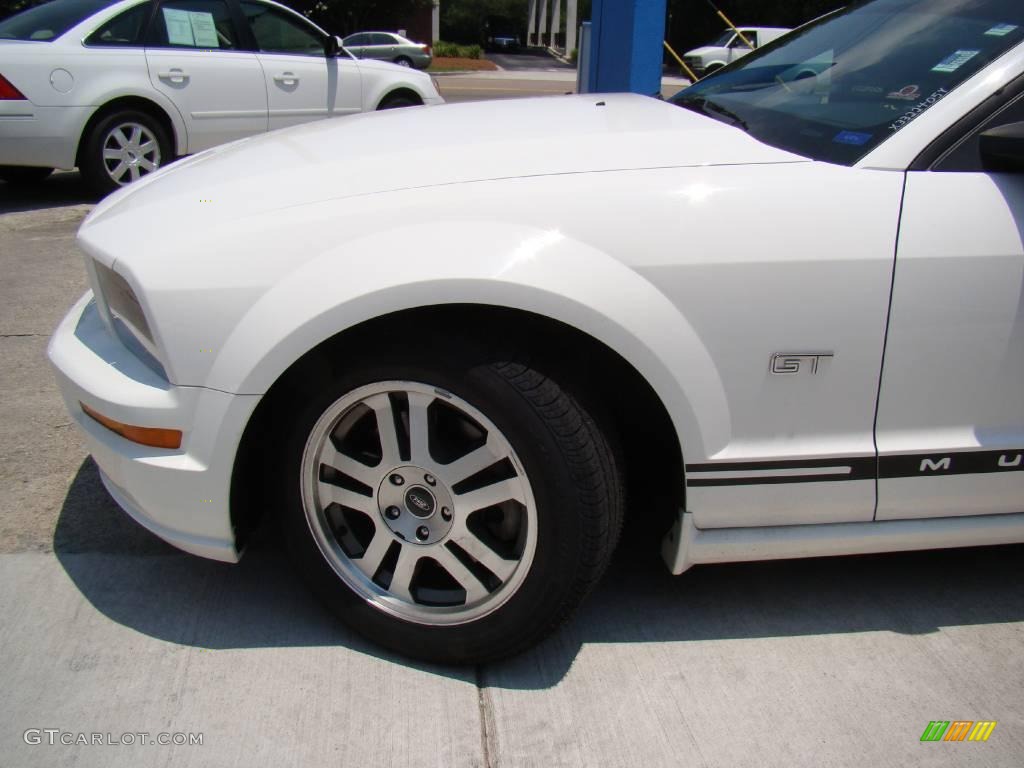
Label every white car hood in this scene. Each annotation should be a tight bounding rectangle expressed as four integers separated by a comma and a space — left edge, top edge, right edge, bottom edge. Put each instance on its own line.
82, 93, 804, 250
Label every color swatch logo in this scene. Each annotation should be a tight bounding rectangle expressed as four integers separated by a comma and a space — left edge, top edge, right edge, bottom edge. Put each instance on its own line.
920, 721, 997, 742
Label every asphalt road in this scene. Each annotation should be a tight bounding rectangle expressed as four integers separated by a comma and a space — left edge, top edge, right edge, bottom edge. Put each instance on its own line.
0, 71, 1022, 767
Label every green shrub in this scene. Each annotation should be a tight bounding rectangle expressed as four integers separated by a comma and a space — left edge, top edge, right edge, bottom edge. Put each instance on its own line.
432, 40, 482, 59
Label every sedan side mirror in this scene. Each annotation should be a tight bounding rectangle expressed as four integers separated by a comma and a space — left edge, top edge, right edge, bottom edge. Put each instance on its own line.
325, 35, 343, 57
979, 121, 1024, 173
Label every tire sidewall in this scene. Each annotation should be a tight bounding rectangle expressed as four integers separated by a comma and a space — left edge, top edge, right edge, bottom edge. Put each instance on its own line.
281, 347, 600, 663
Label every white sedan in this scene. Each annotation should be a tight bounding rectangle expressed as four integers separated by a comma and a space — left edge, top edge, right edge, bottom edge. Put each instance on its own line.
0, 0, 443, 193
49, 0, 1024, 663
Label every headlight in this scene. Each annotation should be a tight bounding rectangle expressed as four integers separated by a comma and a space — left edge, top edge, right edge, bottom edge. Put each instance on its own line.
90, 260, 165, 376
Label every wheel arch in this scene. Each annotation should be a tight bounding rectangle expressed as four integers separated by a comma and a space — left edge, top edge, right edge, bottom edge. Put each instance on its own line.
230, 304, 686, 550
375, 87, 423, 109
75, 95, 184, 167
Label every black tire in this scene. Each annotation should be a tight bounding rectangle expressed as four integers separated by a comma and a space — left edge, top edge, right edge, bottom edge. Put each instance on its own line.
280, 340, 624, 664
394, 56, 413, 67
377, 92, 421, 110
79, 109, 171, 196
0, 166, 52, 185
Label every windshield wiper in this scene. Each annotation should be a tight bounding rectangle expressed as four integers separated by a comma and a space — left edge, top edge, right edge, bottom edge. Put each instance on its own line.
678, 96, 750, 133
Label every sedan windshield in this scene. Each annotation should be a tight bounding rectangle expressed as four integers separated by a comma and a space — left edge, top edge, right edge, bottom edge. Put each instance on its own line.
671, 0, 1024, 165
0, 0, 116, 41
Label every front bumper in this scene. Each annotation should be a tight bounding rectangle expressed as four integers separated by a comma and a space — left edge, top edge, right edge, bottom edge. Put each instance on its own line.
47, 292, 261, 562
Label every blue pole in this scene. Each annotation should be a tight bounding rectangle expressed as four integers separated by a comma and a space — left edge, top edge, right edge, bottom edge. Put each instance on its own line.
587, 0, 668, 95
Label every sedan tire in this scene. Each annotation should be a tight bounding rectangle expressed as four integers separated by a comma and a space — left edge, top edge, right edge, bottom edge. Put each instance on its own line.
80, 109, 171, 195
281, 345, 624, 664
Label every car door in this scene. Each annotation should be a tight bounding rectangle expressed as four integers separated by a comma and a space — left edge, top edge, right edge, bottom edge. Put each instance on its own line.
144, 0, 267, 153
362, 32, 397, 62
240, 1, 361, 131
727, 31, 757, 64
875, 82, 1024, 520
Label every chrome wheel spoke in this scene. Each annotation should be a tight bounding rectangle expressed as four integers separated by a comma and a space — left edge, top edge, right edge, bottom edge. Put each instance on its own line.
108, 161, 127, 181
320, 444, 379, 487
455, 478, 525, 513
128, 164, 141, 181
389, 545, 418, 601
103, 148, 122, 161
367, 393, 402, 466
139, 158, 157, 172
318, 480, 376, 515
433, 547, 489, 603
444, 435, 509, 485
129, 125, 143, 145
138, 139, 156, 155
355, 527, 392, 577
112, 128, 128, 148
450, 527, 516, 582
407, 391, 433, 465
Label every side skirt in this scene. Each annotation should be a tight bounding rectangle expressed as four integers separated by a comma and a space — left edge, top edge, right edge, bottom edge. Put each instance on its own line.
661, 509, 1024, 575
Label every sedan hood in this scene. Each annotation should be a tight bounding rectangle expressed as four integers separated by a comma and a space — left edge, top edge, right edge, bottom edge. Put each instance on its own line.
82, 93, 804, 243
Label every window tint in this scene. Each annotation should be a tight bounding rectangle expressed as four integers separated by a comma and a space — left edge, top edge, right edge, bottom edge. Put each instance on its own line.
0, 0, 115, 41
241, 2, 323, 55
369, 33, 394, 46
344, 33, 366, 46
672, 0, 1024, 166
148, 0, 238, 49
86, 1, 149, 46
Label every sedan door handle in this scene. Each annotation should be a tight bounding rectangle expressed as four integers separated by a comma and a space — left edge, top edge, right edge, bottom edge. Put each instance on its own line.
273, 72, 299, 86
158, 68, 189, 84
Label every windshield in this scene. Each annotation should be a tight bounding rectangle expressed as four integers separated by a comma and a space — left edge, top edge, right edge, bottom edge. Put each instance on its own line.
0, 0, 117, 41
710, 31, 734, 47
671, 0, 1024, 165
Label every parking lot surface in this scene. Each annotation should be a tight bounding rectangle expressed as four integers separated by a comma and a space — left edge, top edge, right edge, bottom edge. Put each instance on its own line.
1, 80, 1022, 767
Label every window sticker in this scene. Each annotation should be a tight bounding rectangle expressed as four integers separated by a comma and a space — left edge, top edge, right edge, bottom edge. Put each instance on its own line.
886, 84, 920, 101
931, 50, 979, 73
188, 11, 219, 47
986, 23, 1018, 37
162, 8, 194, 45
833, 130, 872, 146
162, 8, 220, 47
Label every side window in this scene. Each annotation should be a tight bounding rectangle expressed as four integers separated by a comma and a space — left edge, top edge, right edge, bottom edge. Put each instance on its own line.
934, 90, 1024, 172
731, 32, 756, 49
345, 33, 366, 46
241, 1, 324, 56
148, 0, 239, 49
370, 33, 394, 46
85, 2, 150, 47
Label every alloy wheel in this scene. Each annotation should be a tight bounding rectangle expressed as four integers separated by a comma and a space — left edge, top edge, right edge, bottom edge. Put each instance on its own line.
300, 381, 538, 626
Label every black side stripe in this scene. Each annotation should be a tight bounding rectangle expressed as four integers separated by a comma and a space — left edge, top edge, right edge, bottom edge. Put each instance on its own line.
686, 449, 1024, 487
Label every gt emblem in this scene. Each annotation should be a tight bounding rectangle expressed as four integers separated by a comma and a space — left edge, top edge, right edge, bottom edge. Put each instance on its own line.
769, 353, 834, 375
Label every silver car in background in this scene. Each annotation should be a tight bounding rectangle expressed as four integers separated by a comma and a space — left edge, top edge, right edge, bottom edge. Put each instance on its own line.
342, 31, 432, 69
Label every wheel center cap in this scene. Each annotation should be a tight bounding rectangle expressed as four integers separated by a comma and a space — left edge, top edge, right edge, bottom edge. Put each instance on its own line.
404, 485, 436, 518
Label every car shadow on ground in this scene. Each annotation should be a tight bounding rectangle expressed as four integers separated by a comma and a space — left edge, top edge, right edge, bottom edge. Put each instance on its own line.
0, 172, 99, 214
54, 457, 1024, 688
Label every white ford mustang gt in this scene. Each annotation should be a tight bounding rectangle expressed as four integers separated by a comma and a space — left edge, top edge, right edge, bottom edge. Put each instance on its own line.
0, 0, 443, 193
49, 0, 1024, 662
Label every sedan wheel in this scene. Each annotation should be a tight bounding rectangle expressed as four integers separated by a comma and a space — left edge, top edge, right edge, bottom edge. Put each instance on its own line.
282, 349, 623, 663
81, 110, 170, 195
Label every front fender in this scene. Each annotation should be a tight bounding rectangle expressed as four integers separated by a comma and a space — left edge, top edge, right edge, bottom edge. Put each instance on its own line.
208, 221, 730, 462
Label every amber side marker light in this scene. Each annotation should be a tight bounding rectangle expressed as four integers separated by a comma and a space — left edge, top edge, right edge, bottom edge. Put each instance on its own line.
80, 402, 182, 449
